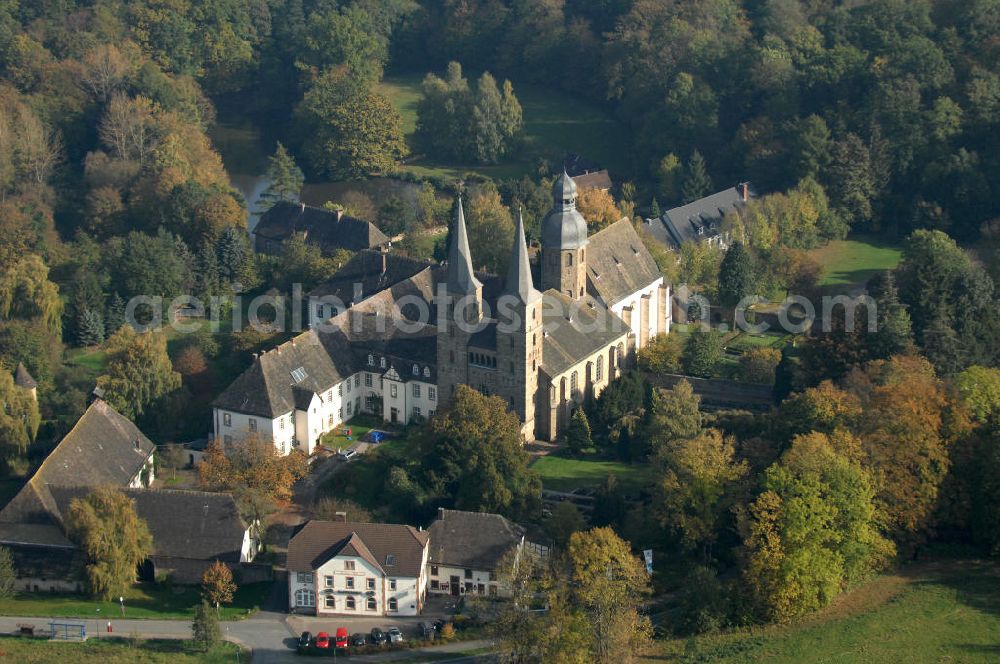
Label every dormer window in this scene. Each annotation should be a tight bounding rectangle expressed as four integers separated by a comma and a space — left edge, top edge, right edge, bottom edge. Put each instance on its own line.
380, 357, 387, 369
423, 367, 430, 378
412, 364, 419, 376
368, 354, 374, 366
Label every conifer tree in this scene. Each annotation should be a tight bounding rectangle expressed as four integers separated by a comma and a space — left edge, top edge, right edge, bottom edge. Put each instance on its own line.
259, 142, 304, 209
682, 150, 713, 203
566, 409, 593, 455
76, 307, 105, 346
105, 292, 126, 337
192, 600, 221, 651
718, 242, 756, 310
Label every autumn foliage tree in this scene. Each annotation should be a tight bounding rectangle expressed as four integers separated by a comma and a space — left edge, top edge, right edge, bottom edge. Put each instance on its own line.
67, 486, 153, 600
741, 433, 894, 623
562, 527, 652, 663
575, 187, 623, 231
201, 560, 237, 610
198, 434, 309, 511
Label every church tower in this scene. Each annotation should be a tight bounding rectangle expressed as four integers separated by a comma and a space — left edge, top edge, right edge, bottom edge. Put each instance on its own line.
436, 197, 483, 406
540, 169, 588, 298
497, 210, 543, 439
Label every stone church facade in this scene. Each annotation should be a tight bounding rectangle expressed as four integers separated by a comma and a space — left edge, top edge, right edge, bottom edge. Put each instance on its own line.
213, 172, 670, 448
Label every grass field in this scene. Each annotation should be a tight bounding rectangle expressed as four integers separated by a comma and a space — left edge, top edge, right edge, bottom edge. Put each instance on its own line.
379, 73, 632, 181
319, 414, 379, 452
809, 236, 903, 287
531, 455, 653, 494
0, 582, 270, 621
0, 637, 242, 664
658, 559, 1000, 664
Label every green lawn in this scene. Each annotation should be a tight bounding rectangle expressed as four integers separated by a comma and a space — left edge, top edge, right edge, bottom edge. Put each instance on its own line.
531, 456, 653, 494
379, 73, 632, 181
319, 414, 382, 452
809, 236, 903, 287
65, 347, 107, 377
0, 582, 271, 621
661, 560, 1000, 664
0, 637, 243, 664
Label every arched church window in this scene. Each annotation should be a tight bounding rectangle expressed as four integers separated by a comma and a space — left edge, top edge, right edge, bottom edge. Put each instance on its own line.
566, 253, 573, 267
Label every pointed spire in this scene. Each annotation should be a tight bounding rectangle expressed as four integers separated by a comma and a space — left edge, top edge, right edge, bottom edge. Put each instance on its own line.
446, 195, 482, 295
504, 208, 541, 304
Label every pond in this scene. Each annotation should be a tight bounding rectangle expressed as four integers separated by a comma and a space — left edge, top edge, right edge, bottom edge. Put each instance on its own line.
208, 119, 425, 231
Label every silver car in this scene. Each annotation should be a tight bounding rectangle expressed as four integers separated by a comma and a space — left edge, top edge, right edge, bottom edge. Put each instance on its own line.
386, 626, 404, 643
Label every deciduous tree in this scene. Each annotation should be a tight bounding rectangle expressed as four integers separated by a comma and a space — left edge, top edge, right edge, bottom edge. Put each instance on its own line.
575, 186, 621, 231
0, 546, 14, 599
97, 326, 182, 420
564, 528, 652, 663
741, 433, 893, 623
67, 486, 153, 600
201, 560, 237, 609
682, 328, 723, 378
198, 435, 308, 505
654, 428, 747, 560
417, 385, 540, 520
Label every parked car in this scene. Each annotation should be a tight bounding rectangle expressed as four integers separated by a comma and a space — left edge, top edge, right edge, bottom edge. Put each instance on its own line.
314, 632, 330, 650
350, 633, 367, 647
335, 627, 349, 649
417, 621, 434, 639
370, 627, 387, 645
337, 448, 357, 461
387, 626, 404, 643
297, 631, 313, 652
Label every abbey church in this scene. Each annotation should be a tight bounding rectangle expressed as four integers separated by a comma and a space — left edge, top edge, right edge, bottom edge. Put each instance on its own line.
213, 171, 670, 449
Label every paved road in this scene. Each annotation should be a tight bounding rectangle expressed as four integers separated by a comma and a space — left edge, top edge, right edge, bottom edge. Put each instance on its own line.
0, 612, 494, 664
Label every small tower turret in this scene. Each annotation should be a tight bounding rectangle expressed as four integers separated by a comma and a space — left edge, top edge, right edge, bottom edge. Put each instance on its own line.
540, 169, 588, 298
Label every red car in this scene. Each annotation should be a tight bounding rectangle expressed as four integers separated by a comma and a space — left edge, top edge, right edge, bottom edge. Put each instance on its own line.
335, 627, 349, 649
314, 631, 330, 649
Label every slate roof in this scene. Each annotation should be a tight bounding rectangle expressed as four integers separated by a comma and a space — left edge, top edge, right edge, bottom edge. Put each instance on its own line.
255, 201, 389, 253
503, 211, 542, 305
287, 520, 429, 578
212, 328, 353, 418
540, 290, 629, 376
114, 488, 249, 562
644, 184, 754, 249
0, 399, 155, 525
427, 509, 525, 571
571, 169, 612, 191
445, 197, 482, 295
1, 487, 249, 563
542, 171, 588, 250
308, 251, 432, 305
13, 362, 36, 389
586, 218, 663, 306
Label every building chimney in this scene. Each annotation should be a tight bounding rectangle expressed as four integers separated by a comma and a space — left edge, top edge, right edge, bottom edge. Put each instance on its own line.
335, 511, 348, 523
381, 250, 387, 275
740, 182, 749, 202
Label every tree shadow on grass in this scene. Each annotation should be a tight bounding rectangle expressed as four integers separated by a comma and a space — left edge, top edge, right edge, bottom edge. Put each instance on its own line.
908, 559, 1000, 618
